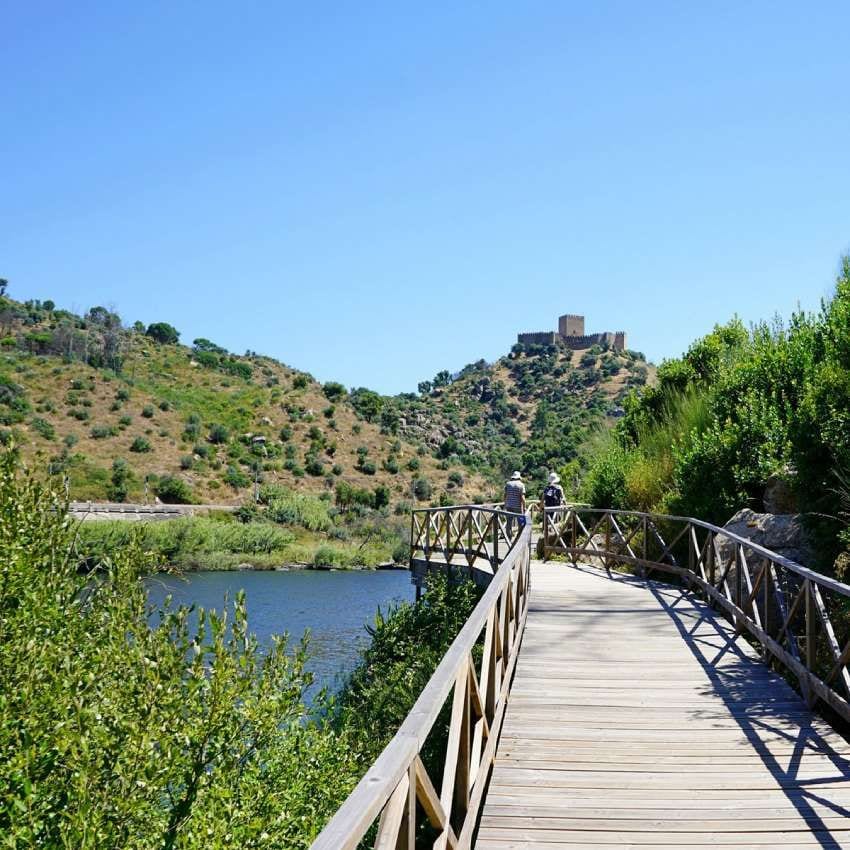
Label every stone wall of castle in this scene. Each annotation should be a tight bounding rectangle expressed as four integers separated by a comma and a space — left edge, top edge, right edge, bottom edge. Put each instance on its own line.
516, 331, 559, 346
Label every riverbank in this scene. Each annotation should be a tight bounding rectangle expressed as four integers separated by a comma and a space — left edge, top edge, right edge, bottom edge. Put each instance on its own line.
76, 513, 410, 572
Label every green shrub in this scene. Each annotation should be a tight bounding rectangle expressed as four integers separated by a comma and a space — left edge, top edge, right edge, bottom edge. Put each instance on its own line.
292, 374, 308, 389
208, 423, 229, 444
360, 459, 376, 476
107, 457, 131, 501
224, 464, 249, 488
115, 387, 130, 401
155, 475, 194, 504
322, 381, 346, 401
305, 456, 324, 476
119, 414, 132, 427
90, 424, 116, 440
129, 436, 151, 453
141, 404, 155, 418
413, 477, 432, 501
30, 416, 55, 440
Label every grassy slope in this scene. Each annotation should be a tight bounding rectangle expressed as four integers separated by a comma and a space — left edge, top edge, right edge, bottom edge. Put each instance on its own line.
4, 330, 485, 504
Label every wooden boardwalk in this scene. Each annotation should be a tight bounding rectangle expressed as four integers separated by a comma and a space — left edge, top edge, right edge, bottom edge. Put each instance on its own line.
477, 562, 850, 850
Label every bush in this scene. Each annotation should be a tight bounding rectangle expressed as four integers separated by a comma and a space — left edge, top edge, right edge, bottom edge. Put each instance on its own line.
115, 387, 130, 401
107, 457, 131, 501
180, 455, 194, 470
155, 474, 194, 504
322, 381, 346, 401
261, 486, 332, 531
360, 459, 376, 476
208, 423, 229, 444
119, 415, 132, 427
30, 417, 55, 440
224, 464, 250, 488
129, 436, 151, 453
90, 424, 116, 440
141, 404, 155, 418
305, 456, 324, 477
413, 477, 432, 501
292, 374, 308, 389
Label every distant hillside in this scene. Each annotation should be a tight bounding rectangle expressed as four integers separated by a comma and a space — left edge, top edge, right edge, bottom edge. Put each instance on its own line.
0, 293, 652, 505
387, 341, 654, 492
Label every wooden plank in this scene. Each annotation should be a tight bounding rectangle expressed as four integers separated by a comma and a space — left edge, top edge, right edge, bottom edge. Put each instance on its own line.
474, 561, 850, 850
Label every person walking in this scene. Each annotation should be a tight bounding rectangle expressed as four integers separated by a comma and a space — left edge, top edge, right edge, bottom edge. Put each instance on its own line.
540, 472, 566, 555
504, 470, 526, 536
542, 472, 565, 509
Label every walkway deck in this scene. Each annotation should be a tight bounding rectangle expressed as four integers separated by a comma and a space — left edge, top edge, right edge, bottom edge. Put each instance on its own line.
477, 562, 850, 849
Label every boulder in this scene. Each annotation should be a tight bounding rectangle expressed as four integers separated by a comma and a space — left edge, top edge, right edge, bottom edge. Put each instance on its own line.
719, 509, 811, 567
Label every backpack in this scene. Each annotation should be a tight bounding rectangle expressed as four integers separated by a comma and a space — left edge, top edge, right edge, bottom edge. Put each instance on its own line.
543, 485, 562, 507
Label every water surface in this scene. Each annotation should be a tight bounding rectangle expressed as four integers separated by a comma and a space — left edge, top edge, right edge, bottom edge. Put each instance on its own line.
146, 569, 414, 694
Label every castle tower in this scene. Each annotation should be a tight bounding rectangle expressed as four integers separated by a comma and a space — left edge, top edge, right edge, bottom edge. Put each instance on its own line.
558, 314, 585, 338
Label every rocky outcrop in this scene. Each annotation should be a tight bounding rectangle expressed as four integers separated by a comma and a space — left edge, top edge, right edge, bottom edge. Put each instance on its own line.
718, 509, 811, 567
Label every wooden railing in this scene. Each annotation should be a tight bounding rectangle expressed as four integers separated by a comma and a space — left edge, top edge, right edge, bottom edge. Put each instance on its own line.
544, 505, 850, 723
310, 512, 532, 850
410, 504, 528, 571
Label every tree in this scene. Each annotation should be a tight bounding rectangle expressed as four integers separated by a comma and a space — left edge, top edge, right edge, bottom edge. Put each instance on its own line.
417, 381, 432, 396
193, 338, 227, 355
349, 388, 383, 422
433, 370, 452, 388
0, 279, 7, 297
145, 322, 180, 345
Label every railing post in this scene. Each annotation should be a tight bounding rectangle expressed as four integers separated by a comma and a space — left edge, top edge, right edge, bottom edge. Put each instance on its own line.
805, 578, 815, 674
492, 514, 500, 570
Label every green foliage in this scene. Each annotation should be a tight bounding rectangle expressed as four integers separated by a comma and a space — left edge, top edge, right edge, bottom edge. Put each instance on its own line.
580, 260, 850, 568
107, 457, 132, 502
30, 416, 55, 440
208, 423, 229, 444
349, 387, 383, 422
261, 485, 332, 532
322, 381, 346, 401
141, 404, 155, 418
129, 436, 151, 453
0, 454, 339, 849
155, 474, 195, 504
145, 321, 180, 344
413, 476, 432, 501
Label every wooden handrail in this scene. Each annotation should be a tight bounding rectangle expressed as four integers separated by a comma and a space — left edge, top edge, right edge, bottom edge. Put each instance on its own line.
543, 505, 850, 723
410, 505, 529, 573
310, 512, 532, 850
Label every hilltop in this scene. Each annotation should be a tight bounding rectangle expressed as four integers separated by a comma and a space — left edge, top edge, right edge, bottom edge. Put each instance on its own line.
0, 292, 652, 506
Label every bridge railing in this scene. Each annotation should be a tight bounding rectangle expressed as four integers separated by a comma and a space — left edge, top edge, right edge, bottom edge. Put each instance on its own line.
311, 511, 532, 850
410, 504, 528, 570
544, 505, 850, 723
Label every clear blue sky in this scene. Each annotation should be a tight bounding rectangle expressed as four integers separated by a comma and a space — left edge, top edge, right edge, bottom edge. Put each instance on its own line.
3, 1, 849, 394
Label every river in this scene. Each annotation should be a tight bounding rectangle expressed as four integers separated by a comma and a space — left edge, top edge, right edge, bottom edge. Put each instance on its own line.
146, 569, 415, 694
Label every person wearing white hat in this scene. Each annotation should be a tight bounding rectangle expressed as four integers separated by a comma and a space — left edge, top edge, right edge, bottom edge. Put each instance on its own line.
504, 471, 526, 535
542, 471, 565, 509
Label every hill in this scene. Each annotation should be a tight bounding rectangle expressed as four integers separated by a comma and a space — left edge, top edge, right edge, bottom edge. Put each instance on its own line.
0, 292, 652, 507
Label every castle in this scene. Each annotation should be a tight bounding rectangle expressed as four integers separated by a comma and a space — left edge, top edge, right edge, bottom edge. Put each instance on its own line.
517, 314, 626, 351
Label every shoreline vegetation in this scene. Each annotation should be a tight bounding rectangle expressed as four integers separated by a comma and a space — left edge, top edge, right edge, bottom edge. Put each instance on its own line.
0, 447, 480, 848
75, 481, 414, 573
